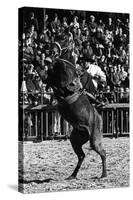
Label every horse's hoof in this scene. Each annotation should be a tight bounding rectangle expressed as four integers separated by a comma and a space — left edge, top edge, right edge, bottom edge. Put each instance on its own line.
65, 175, 76, 180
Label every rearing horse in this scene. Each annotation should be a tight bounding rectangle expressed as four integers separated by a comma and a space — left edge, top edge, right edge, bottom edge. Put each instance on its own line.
45, 58, 107, 180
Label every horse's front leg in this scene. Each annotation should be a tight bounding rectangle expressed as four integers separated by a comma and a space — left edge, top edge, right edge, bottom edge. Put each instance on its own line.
66, 153, 85, 180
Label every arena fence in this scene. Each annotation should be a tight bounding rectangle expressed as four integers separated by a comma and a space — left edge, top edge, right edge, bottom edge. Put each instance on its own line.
19, 103, 129, 141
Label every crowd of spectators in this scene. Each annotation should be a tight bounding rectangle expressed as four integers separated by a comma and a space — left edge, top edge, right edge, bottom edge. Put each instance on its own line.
19, 10, 130, 105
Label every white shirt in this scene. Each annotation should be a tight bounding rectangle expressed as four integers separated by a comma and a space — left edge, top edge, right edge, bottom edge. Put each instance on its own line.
87, 64, 106, 88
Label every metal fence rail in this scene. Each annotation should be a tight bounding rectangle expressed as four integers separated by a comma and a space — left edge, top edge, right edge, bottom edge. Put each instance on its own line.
19, 103, 129, 141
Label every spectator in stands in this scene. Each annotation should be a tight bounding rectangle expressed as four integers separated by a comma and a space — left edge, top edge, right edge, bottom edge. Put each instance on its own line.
28, 12, 39, 31
93, 43, 103, 61
44, 14, 49, 30
80, 19, 88, 32
114, 27, 125, 49
125, 87, 129, 103
37, 41, 45, 56
70, 16, 79, 30
105, 42, 119, 64
97, 91, 109, 104
104, 30, 114, 46
119, 65, 127, 88
62, 17, 68, 28
82, 41, 94, 61
82, 27, 91, 43
124, 68, 129, 88
106, 17, 114, 33
23, 37, 34, 62
50, 13, 60, 35
110, 65, 121, 89
118, 45, 127, 64
39, 28, 51, 43
119, 87, 129, 103
43, 43, 51, 58
26, 25, 37, 42
115, 19, 122, 35
95, 20, 105, 44
98, 54, 107, 72
89, 15, 97, 34
41, 83, 52, 105
26, 70, 36, 93
97, 19, 105, 33
104, 85, 116, 103
36, 57, 52, 84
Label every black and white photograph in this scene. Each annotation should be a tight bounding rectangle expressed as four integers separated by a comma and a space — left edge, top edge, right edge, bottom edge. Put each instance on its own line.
18, 6, 130, 194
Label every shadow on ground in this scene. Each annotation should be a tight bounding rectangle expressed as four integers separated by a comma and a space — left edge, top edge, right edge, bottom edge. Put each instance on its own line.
8, 184, 18, 191
19, 178, 54, 184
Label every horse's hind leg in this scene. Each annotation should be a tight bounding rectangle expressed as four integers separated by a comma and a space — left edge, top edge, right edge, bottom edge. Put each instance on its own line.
91, 139, 107, 178
66, 128, 89, 180
90, 114, 107, 178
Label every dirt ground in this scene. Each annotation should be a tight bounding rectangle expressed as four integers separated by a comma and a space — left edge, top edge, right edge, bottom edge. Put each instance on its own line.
19, 137, 130, 193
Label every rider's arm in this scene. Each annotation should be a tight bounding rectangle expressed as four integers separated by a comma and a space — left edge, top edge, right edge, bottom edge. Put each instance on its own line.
95, 66, 106, 83
87, 65, 106, 84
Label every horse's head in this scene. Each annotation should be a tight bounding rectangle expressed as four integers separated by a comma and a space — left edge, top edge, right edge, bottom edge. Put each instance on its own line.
46, 58, 78, 90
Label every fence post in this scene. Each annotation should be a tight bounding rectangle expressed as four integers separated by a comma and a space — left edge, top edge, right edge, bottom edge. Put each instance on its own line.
112, 109, 114, 137
126, 110, 129, 132
107, 110, 109, 134
41, 112, 43, 141
121, 110, 123, 135
46, 112, 48, 138
35, 112, 38, 138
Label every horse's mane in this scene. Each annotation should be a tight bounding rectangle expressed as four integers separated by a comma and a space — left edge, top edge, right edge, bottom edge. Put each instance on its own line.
53, 58, 78, 88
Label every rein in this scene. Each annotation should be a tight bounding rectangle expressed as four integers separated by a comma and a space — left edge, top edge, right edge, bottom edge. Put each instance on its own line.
57, 58, 76, 69
80, 72, 90, 92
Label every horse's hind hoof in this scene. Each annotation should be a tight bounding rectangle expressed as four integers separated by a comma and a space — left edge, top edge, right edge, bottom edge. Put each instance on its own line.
65, 175, 76, 180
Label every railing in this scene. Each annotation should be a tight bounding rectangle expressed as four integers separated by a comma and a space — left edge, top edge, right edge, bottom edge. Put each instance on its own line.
20, 89, 129, 105
19, 103, 129, 141
101, 103, 129, 137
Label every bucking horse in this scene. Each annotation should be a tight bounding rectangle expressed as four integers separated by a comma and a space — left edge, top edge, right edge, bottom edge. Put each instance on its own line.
43, 58, 107, 180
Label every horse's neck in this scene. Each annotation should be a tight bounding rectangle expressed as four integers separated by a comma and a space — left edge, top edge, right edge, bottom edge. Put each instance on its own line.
57, 58, 76, 72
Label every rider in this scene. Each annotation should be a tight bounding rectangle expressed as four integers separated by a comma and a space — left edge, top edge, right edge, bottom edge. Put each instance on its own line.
76, 57, 107, 106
